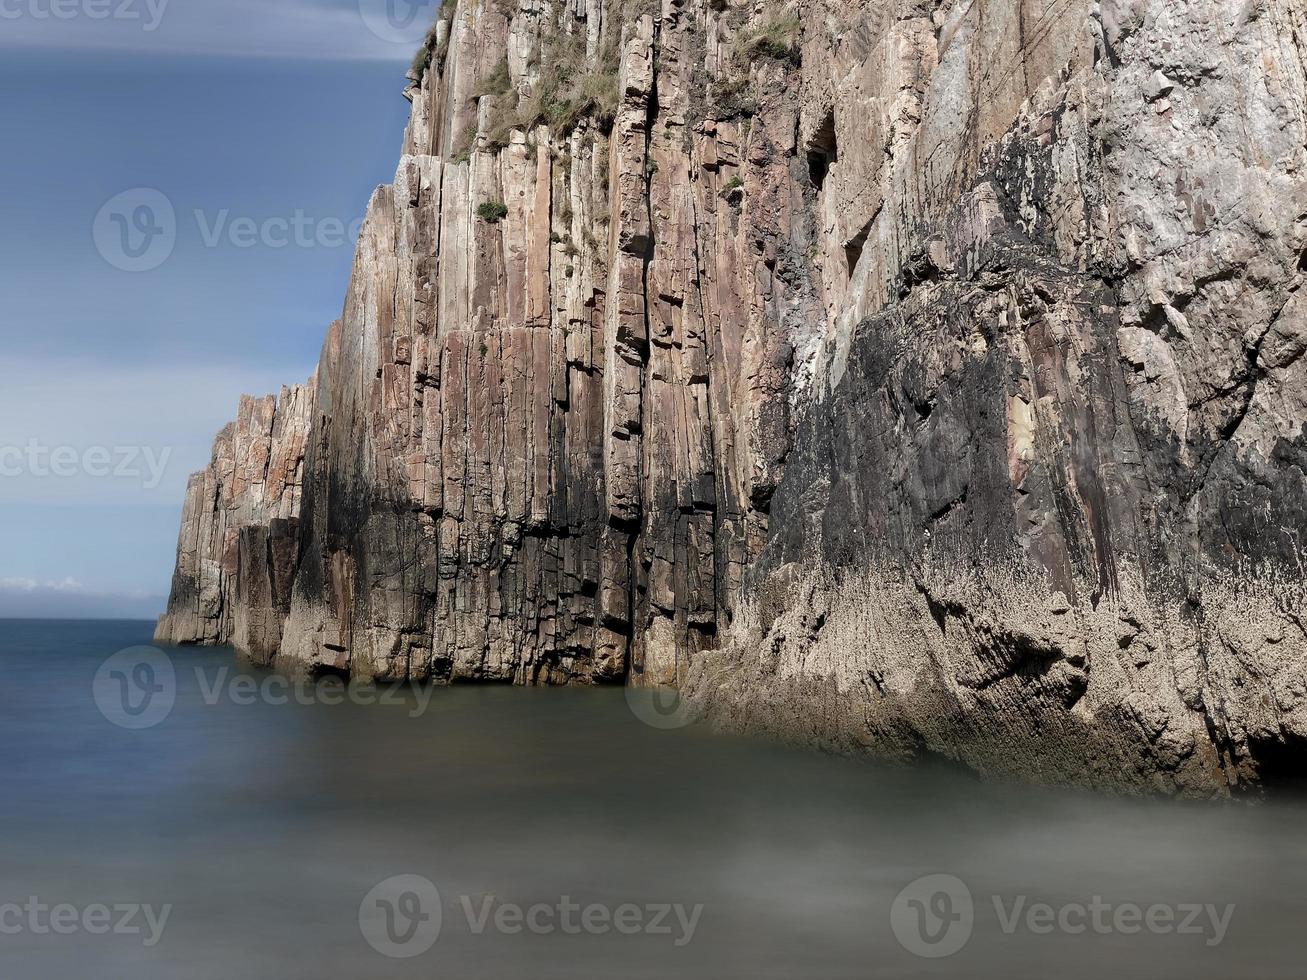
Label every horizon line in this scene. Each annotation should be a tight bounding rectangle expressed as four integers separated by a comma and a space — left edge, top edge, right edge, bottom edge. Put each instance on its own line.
0, 41, 416, 64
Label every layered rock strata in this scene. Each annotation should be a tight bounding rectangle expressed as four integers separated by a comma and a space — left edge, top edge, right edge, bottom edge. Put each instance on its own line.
159, 0, 1307, 794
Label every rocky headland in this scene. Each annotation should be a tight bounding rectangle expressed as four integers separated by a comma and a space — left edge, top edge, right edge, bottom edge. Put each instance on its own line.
158, 0, 1307, 796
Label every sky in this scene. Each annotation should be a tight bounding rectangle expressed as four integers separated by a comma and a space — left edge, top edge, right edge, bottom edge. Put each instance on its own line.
0, 0, 445, 618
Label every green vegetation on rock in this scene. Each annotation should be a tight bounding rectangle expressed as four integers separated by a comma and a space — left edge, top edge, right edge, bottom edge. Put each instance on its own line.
471, 59, 513, 100
477, 201, 510, 223
410, 0, 458, 85
735, 14, 801, 64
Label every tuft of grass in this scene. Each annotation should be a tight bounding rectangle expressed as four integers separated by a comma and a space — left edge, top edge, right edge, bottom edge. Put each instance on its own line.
449, 129, 475, 165
735, 14, 801, 65
411, 40, 435, 78
477, 201, 510, 223
722, 174, 745, 210
482, 98, 522, 152
490, 24, 622, 144
470, 58, 513, 100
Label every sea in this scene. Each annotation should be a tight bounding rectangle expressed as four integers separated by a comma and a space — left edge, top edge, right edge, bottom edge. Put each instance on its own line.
0, 619, 1303, 979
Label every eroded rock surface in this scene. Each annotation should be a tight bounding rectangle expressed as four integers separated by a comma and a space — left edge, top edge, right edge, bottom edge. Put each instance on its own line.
159, 0, 1307, 794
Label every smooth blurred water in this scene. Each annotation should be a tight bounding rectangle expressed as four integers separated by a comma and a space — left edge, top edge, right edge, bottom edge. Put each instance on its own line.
1, 619, 1304, 979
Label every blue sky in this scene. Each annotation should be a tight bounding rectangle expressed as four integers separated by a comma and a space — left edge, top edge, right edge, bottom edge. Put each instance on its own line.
0, 0, 442, 618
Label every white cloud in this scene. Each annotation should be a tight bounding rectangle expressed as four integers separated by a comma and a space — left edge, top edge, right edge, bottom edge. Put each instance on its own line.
0, 576, 84, 592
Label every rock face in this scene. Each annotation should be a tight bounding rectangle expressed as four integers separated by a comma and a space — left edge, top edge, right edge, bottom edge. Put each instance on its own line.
157, 385, 314, 665
159, 0, 1307, 795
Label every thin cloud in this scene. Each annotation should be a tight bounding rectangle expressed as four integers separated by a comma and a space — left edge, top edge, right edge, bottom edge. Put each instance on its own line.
0, 579, 165, 620
0, 577, 85, 593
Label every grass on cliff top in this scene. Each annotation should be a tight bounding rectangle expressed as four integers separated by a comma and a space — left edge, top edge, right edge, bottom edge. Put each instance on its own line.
438, 0, 664, 158
411, 27, 439, 79
691, 9, 799, 122
735, 14, 802, 65
479, 27, 621, 150
410, 0, 459, 84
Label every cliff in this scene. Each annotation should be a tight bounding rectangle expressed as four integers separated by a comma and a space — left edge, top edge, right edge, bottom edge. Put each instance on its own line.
158, 0, 1307, 795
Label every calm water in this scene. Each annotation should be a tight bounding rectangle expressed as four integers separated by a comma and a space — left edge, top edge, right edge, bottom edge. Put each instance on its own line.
1, 620, 1305, 978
